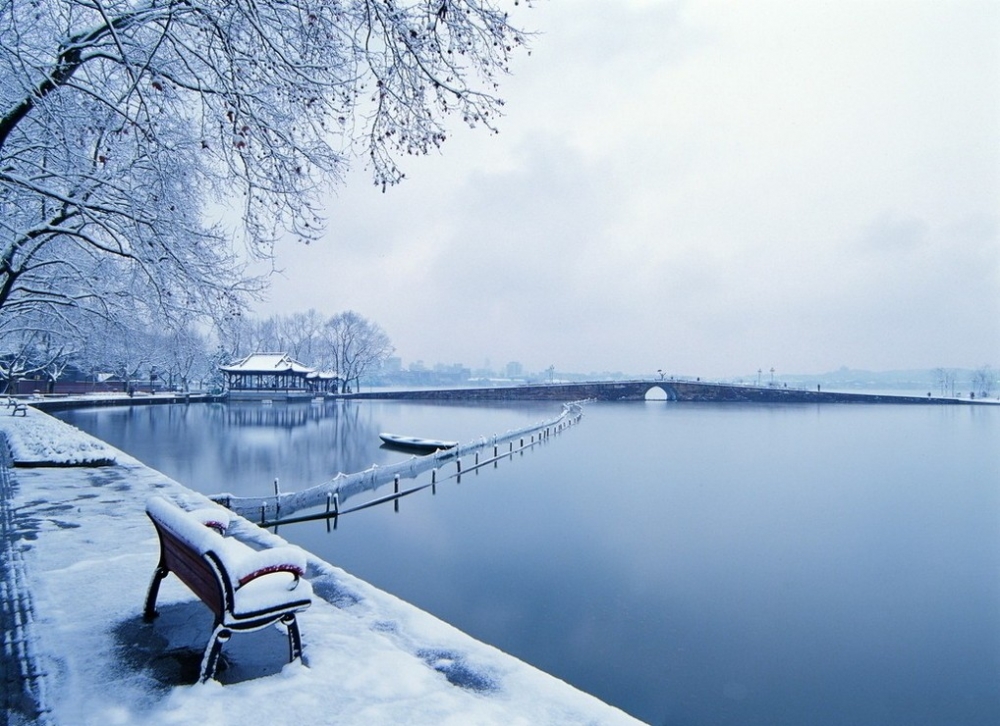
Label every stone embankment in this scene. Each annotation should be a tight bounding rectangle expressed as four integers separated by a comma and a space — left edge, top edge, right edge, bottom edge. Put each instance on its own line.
341, 379, 978, 404
28, 392, 224, 413
17, 381, 985, 410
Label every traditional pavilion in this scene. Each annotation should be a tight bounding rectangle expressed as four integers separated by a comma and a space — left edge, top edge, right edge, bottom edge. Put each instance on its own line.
219, 353, 339, 398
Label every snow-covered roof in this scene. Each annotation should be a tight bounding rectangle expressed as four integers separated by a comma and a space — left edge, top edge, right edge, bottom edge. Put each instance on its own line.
220, 352, 314, 375
306, 370, 339, 380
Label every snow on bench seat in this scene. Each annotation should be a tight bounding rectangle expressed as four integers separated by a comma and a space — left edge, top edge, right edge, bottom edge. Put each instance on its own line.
144, 496, 312, 682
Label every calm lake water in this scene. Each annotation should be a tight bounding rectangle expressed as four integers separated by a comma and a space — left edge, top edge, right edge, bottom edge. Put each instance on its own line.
57, 400, 1000, 726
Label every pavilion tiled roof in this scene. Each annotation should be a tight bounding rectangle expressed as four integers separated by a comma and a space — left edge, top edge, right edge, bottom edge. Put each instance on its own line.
219, 352, 314, 375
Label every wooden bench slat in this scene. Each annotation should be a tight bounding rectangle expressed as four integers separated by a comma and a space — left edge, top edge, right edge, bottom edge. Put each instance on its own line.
158, 527, 226, 615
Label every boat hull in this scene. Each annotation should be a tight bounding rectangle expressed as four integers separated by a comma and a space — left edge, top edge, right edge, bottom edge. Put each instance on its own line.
378, 433, 458, 453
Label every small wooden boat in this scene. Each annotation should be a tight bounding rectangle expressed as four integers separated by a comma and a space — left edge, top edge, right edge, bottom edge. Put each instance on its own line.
379, 432, 458, 453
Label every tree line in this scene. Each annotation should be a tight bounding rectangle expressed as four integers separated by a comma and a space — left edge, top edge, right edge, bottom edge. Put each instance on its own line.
220, 310, 393, 394
0, 309, 392, 396
933, 366, 996, 399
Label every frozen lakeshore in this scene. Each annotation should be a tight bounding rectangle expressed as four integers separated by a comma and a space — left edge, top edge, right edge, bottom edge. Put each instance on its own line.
1, 405, 640, 725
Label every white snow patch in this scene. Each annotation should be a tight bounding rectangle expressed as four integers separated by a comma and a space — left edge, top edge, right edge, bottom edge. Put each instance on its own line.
0, 405, 118, 465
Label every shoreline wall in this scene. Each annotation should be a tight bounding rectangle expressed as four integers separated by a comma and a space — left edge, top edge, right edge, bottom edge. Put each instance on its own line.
22, 380, 987, 412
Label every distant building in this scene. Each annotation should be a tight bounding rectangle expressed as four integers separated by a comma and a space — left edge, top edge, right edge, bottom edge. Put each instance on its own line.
219, 352, 339, 399
505, 361, 523, 379
5, 361, 118, 395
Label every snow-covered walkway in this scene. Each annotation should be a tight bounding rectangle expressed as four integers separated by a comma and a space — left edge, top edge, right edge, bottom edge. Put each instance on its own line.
0, 406, 641, 725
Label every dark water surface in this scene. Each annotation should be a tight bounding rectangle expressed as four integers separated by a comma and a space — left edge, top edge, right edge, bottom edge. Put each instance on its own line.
57, 401, 1000, 725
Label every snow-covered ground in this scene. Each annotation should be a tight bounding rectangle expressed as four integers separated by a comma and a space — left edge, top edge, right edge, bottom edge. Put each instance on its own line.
0, 401, 120, 466
0, 405, 641, 725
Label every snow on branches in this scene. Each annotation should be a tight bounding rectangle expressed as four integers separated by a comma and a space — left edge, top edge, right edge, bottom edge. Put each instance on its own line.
0, 0, 530, 329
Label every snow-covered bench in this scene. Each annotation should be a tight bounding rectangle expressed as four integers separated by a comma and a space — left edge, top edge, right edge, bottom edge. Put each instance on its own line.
6, 398, 26, 416
143, 496, 313, 682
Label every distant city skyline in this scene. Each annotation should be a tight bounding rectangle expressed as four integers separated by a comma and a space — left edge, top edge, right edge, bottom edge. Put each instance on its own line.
376, 354, 992, 390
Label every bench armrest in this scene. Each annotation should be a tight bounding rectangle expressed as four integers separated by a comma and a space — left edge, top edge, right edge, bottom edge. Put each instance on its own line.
188, 506, 231, 535
230, 546, 307, 589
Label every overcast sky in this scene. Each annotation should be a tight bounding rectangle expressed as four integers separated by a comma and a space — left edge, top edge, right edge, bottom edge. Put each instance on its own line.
255, 0, 999, 379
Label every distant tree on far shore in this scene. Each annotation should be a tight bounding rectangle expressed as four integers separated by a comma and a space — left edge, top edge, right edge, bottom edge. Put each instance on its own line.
932, 367, 958, 397
321, 311, 395, 394
971, 365, 995, 399
215, 308, 394, 393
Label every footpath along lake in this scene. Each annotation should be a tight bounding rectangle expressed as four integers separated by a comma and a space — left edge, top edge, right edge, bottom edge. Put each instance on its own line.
57, 399, 1000, 726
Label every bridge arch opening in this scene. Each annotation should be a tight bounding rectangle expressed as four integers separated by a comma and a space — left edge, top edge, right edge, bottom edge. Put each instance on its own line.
644, 386, 669, 401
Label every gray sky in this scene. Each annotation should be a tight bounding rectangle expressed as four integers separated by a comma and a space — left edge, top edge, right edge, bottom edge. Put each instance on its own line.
255, 0, 999, 379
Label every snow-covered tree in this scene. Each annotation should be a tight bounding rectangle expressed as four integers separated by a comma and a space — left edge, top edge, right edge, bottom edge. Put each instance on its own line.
932, 367, 958, 397
0, 0, 530, 330
215, 314, 260, 364
31, 330, 82, 393
321, 310, 394, 393
217, 308, 325, 366
282, 309, 327, 366
0, 305, 88, 392
0, 329, 40, 393
81, 318, 161, 392
161, 324, 212, 392
971, 365, 995, 399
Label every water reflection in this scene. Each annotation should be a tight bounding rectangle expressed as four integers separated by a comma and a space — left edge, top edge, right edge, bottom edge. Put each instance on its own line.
221, 401, 329, 428
57, 400, 555, 500
262, 420, 570, 530
212, 403, 584, 526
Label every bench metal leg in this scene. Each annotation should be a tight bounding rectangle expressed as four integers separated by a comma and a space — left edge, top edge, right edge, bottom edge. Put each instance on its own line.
143, 565, 169, 622
200, 625, 231, 682
282, 613, 303, 663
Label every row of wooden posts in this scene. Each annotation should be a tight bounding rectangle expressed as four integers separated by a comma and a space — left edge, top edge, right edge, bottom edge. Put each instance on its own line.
260, 411, 583, 530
